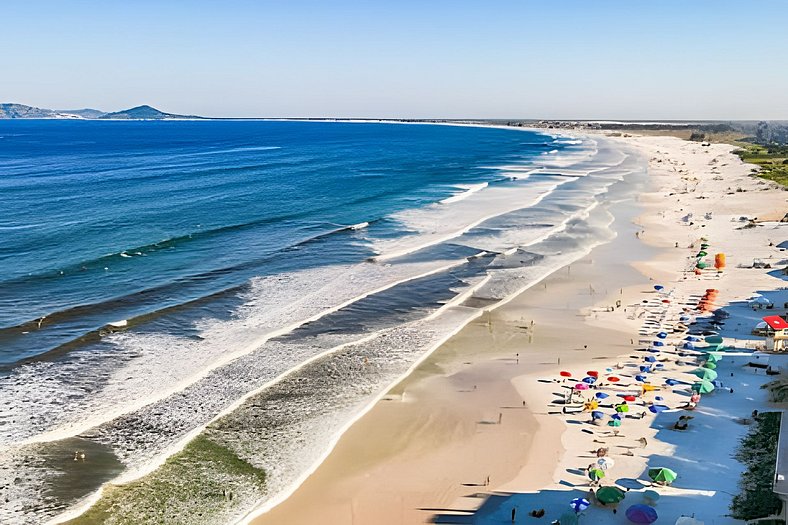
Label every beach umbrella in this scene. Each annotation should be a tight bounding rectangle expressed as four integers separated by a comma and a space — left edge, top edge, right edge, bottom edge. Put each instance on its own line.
635, 375, 648, 382
584, 400, 599, 411
615, 403, 630, 413
697, 251, 707, 257
587, 370, 599, 378
679, 315, 692, 322
559, 512, 579, 525
582, 376, 597, 384
685, 335, 700, 342
647, 348, 661, 353
607, 376, 621, 383
623, 395, 637, 402
608, 419, 622, 427
648, 467, 678, 484
611, 413, 622, 421
642, 384, 658, 392
702, 361, 717, 370
655, 364, 664, 369
702, 352, 720, 363
705, 335, 723, 345
596, 486, 626, 505
653, 341, 664, 347
648, 404, 669, 413
570, 497, 591, 513
560, 371, 572, 378
643, 489, 660, 505
654, 285, 664, 291
692, 368, 718, 381
575, 383, 590, 391
656, 332, 668, 339
588, 468, 606, 481
665, 379, 680, 386
639, 365, 652, 373
595, 392, 610, 400
596, 457, 615, 470
692, 381, 715, 394
655, 396, 664, 401
696, 262, 707, 269
644, 356, 657, 363
591, 410, 605, 420
662, 299, 671, 304
626, 504, 658, 524
683, 342, 696, 350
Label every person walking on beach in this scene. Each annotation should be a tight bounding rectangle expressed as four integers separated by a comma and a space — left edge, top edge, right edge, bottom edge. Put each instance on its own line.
511, 506, 517, 522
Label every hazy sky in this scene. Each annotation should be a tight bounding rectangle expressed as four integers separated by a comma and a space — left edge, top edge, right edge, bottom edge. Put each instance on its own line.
3, 0, 787, 119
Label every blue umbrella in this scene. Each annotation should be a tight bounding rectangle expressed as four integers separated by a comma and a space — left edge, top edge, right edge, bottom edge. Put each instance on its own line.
683, 342, 696, 350
595, 392, 609, 399
652, 341, 664, 347
611, 413, 622, 420
639, 365, 652, 372
665, 379, 680, 386
654, 285, 664, 291
655, 396, 664, 401
626, 504, 658, 524
582, 376, 597, 384
591, 410, 605, 420
644, 356, 657, 363
685, 336, 700, 342
648, 404, 668, 413
654, 364, 664, 369
647, 348, 661, 353
656, 332, 668, 339
635, 374, 648, 382
570, 497, 590, 513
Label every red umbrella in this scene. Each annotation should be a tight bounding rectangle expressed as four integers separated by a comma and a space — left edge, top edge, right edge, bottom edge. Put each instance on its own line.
624, 395, 637, 402
587, 371, 599, 378
574, 383, 590, 390
560, 371, 572, 377
607, 376, 621, 383
662, 299, 671, 303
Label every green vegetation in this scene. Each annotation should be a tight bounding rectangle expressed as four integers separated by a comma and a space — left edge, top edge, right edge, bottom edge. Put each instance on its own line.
731, 412, 783, 520
67, 435, 265, 525
763, 377, 788, 402
733, 143, 788, 187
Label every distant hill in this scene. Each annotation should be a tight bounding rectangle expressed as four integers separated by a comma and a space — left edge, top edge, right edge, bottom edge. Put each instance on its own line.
99, 105, 201, 120
0, 103, 201, 120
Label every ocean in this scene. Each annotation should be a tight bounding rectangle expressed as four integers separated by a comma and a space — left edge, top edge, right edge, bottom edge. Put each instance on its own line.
0, 120, 645, 523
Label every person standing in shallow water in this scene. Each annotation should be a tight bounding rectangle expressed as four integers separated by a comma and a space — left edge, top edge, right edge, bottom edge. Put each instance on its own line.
511, 506, 517, 522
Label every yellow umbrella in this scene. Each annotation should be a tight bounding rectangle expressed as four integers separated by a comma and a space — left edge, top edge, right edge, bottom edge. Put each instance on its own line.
583, 400, 599, 411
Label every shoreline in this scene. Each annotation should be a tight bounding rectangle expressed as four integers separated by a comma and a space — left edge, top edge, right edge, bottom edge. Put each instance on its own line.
250, 133, 787, 524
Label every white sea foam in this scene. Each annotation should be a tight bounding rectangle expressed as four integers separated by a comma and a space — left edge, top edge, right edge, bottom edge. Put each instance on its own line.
439, 182, 488, 204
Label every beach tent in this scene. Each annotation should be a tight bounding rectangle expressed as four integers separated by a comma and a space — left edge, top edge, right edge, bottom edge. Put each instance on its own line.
570, 497, 591, 512
596, 457, 615, 470
691, 368, 718, 381
626, 504, 658, 524
596, 486, 625, 505
692, 380, 715, 394
648, 467, 678, 484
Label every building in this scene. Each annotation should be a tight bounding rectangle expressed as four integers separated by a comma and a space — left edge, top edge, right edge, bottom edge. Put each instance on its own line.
763, 315, 788, 352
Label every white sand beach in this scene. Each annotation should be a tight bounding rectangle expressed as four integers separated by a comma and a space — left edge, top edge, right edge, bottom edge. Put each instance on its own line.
250, 133, 788, 525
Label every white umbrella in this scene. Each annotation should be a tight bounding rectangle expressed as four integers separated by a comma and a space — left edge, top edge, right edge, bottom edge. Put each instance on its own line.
596, 457, 615, 470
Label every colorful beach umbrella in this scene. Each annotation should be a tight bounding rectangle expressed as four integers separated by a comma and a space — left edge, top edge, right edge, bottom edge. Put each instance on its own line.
560, 371, 572, 378
596, 486, 625, 505
648, 404, 668, 413
575, 383, 590, 391
608, 419, 622, 427
685, 335, 700, 342
588, 467, 606, 481
596, 457, 615, 470
692, 380, 715, 394
665, 378, 680, 386
584, 400, 599, 411
692, 368, 718, 381
570, 497, 591, 512
595, 392, 610, 400
582, 376, 597, 384
587, 370, 599, 378
642, 490, 660, 504
644, 356, 657, 363
591, 410, 605, 420
683, 342, 696, 350
652, 341, 664, 347
654, 285, 664, 291
702, 352, 721, 363
607, 376, 621, 383
615, 403, 630, 413
702, 361, 717, 370
626, 504, 658, 524
656, 332, 668, 339
611, 413, 622, 421
635, 374, 648, 382
623, 395, 637, 402
648, 467, 678, 484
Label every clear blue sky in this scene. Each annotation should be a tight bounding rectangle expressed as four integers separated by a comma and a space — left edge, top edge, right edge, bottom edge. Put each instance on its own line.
3, 0, 787, 119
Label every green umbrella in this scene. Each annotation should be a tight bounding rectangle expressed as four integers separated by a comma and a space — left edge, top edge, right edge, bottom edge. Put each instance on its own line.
702, 352, 721, 363
705, 335, 723, 345
596, 486, 626, 505
615, 404, 630, 413
697, 251, 708, 257
648, 467, 678, 484
559, 512, 579, 525
692, 380, 715, 394
692, 368, 718, 381
588, 467, 606, 481
702, 361, 717, 370
696, 262, 707, 269
608, 419, 622, 427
